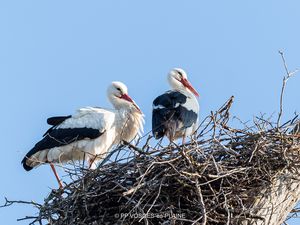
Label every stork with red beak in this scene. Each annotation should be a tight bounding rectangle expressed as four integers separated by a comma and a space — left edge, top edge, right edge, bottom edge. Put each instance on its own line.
22, 81, 144, 189
152, 68, 199, 143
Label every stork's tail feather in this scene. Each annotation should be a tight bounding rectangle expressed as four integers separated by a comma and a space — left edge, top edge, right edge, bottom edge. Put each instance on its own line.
22, 157, 34, 171
152, 115, 166, 139
21, 146, 43, 171
153, 128, 165, 139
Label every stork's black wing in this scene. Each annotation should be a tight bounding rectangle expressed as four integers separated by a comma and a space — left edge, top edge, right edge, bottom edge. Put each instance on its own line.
22, 115, 103, 171
44, 115, 72, 136
152, 91, 197, 139
47, 116, 72, 126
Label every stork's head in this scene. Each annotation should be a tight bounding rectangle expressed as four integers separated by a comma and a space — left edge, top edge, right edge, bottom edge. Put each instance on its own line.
168, 68, 199, 97
107, 81, 142, 114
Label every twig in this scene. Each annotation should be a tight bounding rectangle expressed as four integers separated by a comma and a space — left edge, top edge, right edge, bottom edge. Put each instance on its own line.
277, 51, 298, 129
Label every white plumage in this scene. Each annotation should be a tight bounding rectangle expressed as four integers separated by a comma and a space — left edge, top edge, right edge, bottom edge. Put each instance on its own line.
45, 106, 143, 168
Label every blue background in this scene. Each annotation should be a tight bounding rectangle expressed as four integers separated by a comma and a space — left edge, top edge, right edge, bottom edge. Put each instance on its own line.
0, 1, 299, 224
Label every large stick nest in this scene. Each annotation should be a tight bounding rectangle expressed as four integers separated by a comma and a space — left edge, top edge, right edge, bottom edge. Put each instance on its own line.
11, 97, 300, 224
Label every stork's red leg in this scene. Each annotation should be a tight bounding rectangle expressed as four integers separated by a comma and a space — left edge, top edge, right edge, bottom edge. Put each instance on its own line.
88, 156, 97, 169
50, 163, 63, 189
182, 135, 186, 145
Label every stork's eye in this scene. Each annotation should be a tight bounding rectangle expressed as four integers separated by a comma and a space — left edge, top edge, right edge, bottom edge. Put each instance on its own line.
117, 87, 121, 92
177, 71, 183, 77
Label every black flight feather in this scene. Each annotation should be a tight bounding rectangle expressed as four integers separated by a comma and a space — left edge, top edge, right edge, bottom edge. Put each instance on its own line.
47, 115, 72, 126
22, 127, 104, 171
152, 91, 197, 139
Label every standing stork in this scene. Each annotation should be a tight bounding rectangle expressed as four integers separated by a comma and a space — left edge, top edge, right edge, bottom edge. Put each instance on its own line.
22, 81, 144, 189
152, 68, 199, 144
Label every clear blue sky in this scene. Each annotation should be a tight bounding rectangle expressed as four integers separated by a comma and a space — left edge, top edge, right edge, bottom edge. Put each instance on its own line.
1, 1, 300, 224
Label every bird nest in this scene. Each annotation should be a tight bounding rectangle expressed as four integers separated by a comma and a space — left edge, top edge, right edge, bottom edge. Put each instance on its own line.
4, 97, 300, 225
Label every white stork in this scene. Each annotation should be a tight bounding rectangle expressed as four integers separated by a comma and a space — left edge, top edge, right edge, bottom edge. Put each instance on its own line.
152, 68, 199, 143
22, 81, 144, 188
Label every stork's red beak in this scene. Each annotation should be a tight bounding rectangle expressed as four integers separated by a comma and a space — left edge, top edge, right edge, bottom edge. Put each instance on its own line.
181, 78, 200, 97
120, 94, 142, 114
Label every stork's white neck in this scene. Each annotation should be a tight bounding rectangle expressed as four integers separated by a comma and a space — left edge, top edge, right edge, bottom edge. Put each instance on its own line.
116, 109, 144, 143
